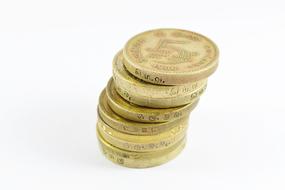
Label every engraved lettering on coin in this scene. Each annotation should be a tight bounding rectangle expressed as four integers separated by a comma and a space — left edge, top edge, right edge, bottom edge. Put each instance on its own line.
117, 158, 124, 164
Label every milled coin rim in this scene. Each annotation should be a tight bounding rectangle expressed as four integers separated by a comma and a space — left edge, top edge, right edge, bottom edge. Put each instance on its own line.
114, 81, 207, 108
97, 116, 187, 152
98, 89, 188, 135
106, 78, 198, 123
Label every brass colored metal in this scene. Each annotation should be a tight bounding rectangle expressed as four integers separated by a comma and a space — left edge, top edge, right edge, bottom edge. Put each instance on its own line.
115, 82, 206, 108
97, 129, 186, 168
113, 50, 207, 99
98, 89, 188, 135
97, 116, 188, 152
95, 28, 219, 168
113, 50, 207, 108
107, 78, 198, 122
123, 29, 219, 85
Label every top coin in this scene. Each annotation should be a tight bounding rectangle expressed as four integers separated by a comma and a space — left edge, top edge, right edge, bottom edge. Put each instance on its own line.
123, 29, 219, 85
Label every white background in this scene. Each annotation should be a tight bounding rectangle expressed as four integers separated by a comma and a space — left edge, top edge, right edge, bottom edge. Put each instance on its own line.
0, 0, 284, 189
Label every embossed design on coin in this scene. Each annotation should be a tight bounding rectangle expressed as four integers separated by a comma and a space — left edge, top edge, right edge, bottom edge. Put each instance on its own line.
123, 29, 219, 85
145, 39, 198, 65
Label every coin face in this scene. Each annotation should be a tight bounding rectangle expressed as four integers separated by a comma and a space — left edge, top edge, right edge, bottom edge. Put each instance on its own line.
123, 29, 219, 85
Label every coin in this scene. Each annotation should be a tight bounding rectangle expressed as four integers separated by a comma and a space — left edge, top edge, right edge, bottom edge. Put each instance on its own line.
113, 50, 207, 99
107, 78, 198, 123
98, 89, 188, 135
97, 129, 186, 168
115, 81, 207, 108
123, 28, 219, 85
97, 116, 188, 152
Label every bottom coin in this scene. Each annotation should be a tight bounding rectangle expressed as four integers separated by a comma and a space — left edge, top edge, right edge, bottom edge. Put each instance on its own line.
97, 129, 186, 168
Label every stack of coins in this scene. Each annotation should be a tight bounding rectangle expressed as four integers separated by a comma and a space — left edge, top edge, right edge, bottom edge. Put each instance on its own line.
96, 29, 219, 168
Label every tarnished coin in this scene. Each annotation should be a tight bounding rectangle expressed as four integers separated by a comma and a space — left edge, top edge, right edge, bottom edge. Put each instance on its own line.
113, 50, 207, 99
115, 81, 206, 108
98, 89, 188, 136
97, 129, 186, 168
123, 28, 219, 85
97, 116, 188, 152
107, 78, 198, 123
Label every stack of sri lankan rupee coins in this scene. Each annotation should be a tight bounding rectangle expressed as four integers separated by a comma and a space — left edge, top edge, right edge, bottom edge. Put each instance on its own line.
97, 29, 219, 168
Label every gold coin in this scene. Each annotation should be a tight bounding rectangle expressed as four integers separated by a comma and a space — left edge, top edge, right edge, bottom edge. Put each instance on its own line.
113, 50, 207, 99
97, 116, 188, 152
98, 89, 188, 135
123, 28, 219, 85
115, 81, 206, 108
107, 78, 198, 123
97, 129, 186, 168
